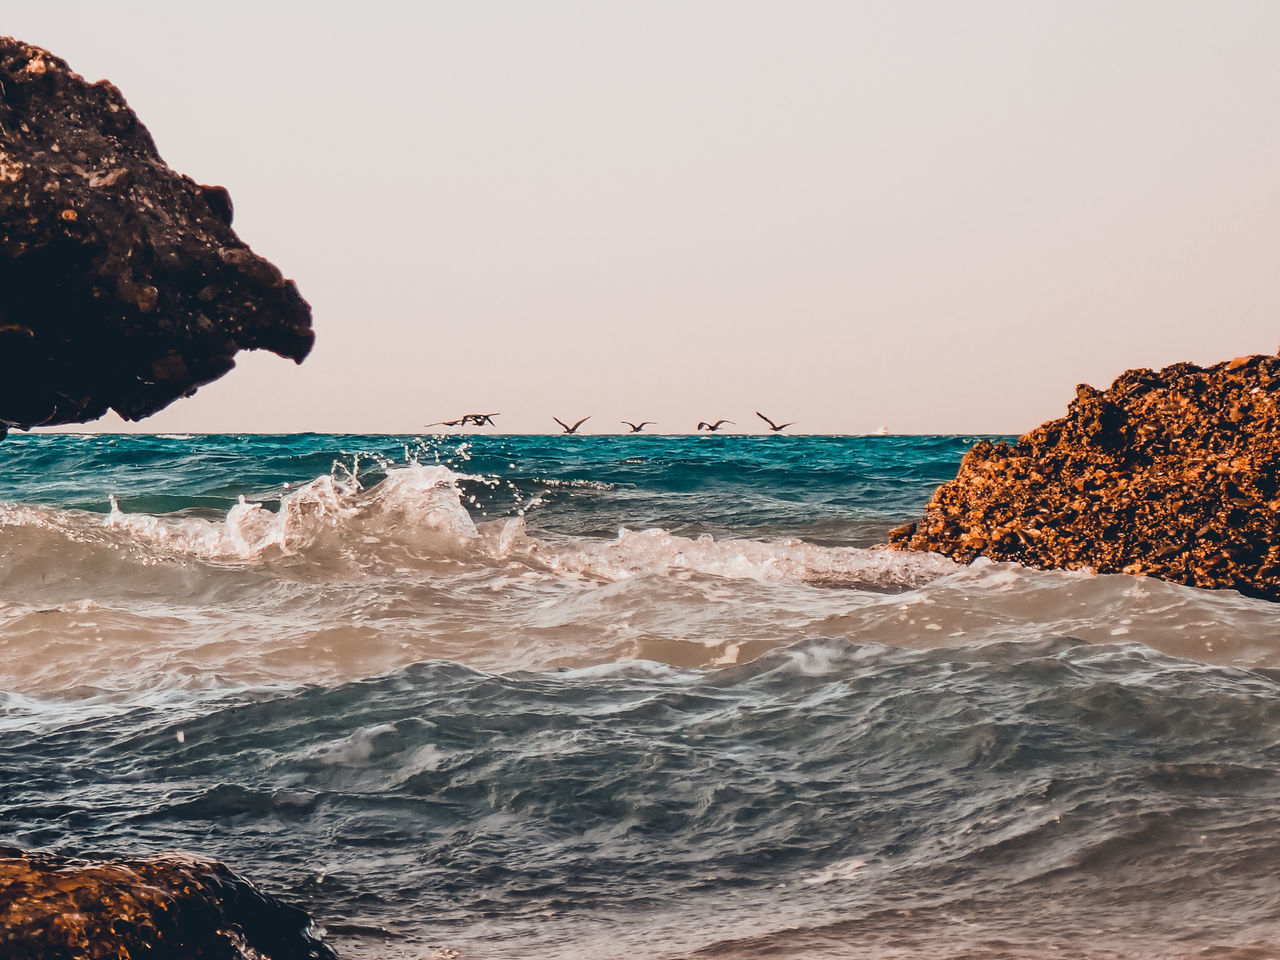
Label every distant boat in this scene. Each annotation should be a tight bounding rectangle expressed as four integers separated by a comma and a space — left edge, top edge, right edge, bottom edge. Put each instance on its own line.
873, 426, 889, 436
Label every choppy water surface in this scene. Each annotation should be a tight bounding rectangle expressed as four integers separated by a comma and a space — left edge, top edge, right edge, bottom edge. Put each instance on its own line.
1, 433, 1278, 959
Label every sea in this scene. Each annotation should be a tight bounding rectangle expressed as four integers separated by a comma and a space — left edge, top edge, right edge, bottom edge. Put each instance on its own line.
2, 433, 1278, 960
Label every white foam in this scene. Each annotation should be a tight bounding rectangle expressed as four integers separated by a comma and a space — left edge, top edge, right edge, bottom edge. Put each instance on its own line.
527, 526, 956, 589
102, 464, 478, 561
13, 463, 956, 594
802, 856, 868, 884
309, 723, 399, 766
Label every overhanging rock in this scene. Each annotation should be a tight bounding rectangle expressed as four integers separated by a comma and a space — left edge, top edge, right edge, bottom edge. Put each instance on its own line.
0, 37, 313, 433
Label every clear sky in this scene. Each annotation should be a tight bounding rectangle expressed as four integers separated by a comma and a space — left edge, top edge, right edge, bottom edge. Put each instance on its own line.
11, 1, 1280, 434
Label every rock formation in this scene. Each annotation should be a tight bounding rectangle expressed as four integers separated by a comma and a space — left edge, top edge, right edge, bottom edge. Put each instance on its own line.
889, 356, 1280, 602
0, 37, 332, 957
0, 37, 313, 434
0, 845, 337, 959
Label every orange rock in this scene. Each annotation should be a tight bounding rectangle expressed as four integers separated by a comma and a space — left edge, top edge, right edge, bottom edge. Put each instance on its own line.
887, 357, 1280, 601
0, 845, 336, 960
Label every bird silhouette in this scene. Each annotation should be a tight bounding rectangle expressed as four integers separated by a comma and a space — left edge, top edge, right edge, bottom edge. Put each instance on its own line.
697, 419, 734, 432
554, 416, 591, 434
463, 413, 499, 426
621, 421, 655, 433
755, 411, 795, 432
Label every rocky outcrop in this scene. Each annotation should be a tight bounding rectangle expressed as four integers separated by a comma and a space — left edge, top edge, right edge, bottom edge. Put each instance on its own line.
0, 37, 330, 958
0, 37, 313, 433
888, 356, 1280, 601
0, 846, 337, 959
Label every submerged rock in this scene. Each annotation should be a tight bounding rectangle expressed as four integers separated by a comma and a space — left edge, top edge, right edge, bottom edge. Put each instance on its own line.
0, 37, 313, 433
889, 356, 1280, 601
0, 845, 337, 960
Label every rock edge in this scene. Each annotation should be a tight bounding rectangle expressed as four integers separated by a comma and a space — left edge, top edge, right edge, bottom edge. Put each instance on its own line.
0, 845, 338, 960
0, 36, 313, 432
888, 356, 1280, 602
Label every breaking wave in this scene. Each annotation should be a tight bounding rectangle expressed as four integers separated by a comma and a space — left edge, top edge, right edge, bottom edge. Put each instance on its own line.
8, 462, 958, 587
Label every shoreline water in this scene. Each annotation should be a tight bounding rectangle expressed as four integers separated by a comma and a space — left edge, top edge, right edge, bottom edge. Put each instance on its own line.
3, 434, 1278, 959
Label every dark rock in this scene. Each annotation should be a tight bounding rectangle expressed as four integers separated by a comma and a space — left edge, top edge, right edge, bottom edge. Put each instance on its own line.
889, 357, 1280, 602
0, 845, 338, 960
0, 37, 313, 433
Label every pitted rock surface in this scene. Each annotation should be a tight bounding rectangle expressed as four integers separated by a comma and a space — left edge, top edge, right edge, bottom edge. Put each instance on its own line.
0, 845, 337, 960
0, 37, 312, 432
889, 357, 1280, 602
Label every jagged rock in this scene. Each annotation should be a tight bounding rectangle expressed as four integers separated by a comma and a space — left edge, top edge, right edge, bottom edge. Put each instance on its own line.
0, 37, 313, 433
889, 356, 1280, 602
0, 845, 337, 960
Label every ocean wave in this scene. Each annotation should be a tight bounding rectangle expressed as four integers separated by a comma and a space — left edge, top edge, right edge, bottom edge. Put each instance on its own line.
102, 465, 481, 560
3, 463, 1279, 701
5, 464, 956, 593
4, 434, 1278, 960
7, 639, 1279, 960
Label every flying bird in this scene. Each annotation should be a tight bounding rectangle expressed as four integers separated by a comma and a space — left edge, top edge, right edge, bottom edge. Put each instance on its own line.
697, 420, 734, 432
463, 413, 499, 426
554, 416, 591, 434
621, 421, 655, 433
756, 411, 795, 432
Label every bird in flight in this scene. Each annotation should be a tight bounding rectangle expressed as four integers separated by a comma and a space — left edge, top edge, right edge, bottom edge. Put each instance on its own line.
425, 413, 499, 429
697, 419, 734, 432
621, 421, 655, 433
755, 411, 795, 432
553, 416, 591, 434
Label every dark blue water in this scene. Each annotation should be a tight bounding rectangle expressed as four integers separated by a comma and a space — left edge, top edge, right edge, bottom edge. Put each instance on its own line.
1, 434, 1277, 958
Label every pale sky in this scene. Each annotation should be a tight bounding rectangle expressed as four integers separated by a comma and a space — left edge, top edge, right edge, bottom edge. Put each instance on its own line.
11, 1, 1280, 434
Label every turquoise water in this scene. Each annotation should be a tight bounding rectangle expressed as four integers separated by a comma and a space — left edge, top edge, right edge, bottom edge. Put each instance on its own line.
2, 434, 1278, 959
0, 433, 974, 536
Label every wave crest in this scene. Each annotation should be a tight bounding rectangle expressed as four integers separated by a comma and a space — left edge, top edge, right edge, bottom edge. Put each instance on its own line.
80, 465, 951, 592
103, 465, 480, 561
